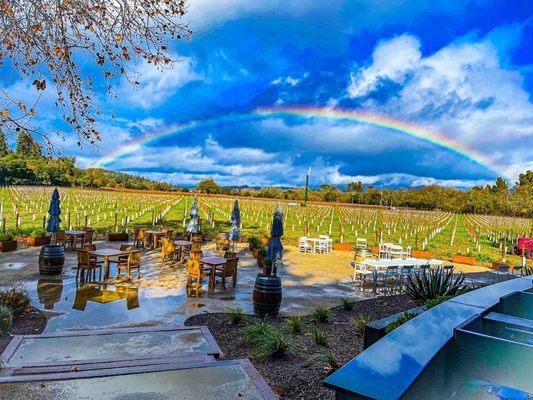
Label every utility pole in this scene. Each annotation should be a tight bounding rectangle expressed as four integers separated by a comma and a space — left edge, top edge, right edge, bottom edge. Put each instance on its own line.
303, 167, 311, 207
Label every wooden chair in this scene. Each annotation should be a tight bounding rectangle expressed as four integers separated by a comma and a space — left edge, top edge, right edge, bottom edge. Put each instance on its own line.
187, 259, 206, 290
55, 231, 66, 246
76, 250, 102, 282
191, 241, 202, 252
83, 244, 102, 266
110, 244, 133, 265
76, 229, 94, 249
224, 251, 237, 259
189, 250, 203, 260
136, 229, 149, 248
117, 251, 142, 279
215, 257, 238, 289
161, 237, 177, 261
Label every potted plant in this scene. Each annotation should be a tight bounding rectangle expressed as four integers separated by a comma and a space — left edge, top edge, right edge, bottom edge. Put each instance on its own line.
257, 246, 267, 269
248, 236, 261, 256
108, 229, 129, 242
27, 229, 51, 247
0, 231, 17, 252
0, 284, 30, 317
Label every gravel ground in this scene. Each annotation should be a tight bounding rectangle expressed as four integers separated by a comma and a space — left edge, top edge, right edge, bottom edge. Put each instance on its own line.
0, 307, 47, 355
185, 294, 418, 399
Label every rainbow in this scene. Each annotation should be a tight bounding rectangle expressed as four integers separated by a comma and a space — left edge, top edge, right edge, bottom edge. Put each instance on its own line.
95, 105, 502, 177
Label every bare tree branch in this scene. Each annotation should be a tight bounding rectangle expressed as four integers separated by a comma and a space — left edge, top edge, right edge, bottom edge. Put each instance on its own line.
0, 0, 191, 147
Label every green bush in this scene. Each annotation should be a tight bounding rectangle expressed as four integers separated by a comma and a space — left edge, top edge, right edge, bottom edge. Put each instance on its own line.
0, 284, 30, 310
0, 304, 13, 334
405, 267, 467, 303
425, 295, 454, 310
0, 231, 15, 241
227, 306, 246, 325
476, 253, 493, 262
385, 312, 419, 333
243, 321, 272, 344
311, 326, 329, 346
311, 304, 332, 324
30, 229, 47, 238
339, 297, 357, 311
285, 316, 303, 334
254, 327, 292, 359
248, 236, 262, 250
309, 350, 340, 371
351, 315, 370, 334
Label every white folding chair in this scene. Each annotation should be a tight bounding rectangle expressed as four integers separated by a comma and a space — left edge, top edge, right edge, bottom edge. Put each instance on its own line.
352, 261, 373, 284
298, 237, 312, 253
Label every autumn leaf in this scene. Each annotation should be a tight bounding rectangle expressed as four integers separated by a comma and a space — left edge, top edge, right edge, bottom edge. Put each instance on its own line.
0, 109, 9, 119
116, 34, 123, 42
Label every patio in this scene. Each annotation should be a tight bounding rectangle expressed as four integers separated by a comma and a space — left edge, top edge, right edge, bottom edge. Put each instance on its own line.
0, 242, 373, 333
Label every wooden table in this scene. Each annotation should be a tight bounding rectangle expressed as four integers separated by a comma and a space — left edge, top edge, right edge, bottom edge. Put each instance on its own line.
174, 240, 192, 263
89, 249, 131, 280
65, 230, 85, 249
199, 256, 227, 292
145, 230, 166, 249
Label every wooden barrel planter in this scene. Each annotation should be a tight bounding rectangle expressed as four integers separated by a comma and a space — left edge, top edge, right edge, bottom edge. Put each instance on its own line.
27, 236, 51, 247
38, 245, 65, 275
253, 274, 282, 317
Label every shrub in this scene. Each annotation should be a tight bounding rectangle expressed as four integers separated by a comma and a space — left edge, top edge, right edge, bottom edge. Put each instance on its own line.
405, 267, 466, 303
285, 316, 303, 334
309, 350, 340, 371
248, 236, 262, 250
30, 229, 47, 238
0, 304, 13, 334
0, 231, 15, 241
311, 304, 332, 324
385, 312, 419, 333
311, 326, 329, 346
243, 321, 272, 344
227, 306, 246, 325
0, 284, 30, 311
339, 297, 357, 311
425, 295, 454, 310
351, 315, 370, 334
476, 253, 493, 263
254, 327, 292, 359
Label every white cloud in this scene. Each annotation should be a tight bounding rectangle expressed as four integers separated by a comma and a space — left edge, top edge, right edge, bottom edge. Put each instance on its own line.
346, 30, 533, 180
118, 57, 200, 109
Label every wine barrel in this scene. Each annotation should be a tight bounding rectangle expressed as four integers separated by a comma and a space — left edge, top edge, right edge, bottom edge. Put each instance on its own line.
253, 274, 282, 317
38, 245, 65, 275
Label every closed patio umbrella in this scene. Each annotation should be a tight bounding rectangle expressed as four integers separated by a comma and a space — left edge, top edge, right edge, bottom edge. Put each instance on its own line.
46, 188, 61, 245
186, 196, 200, 234
229, 199, 241, 250
266, 204, 284, 276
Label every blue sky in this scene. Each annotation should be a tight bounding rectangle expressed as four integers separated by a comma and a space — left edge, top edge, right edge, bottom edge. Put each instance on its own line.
6, 0, 533, 188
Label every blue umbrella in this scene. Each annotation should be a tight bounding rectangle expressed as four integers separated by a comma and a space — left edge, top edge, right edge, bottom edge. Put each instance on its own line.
46, 188, 61, 245
267, 204, 284, 272
228, 199, 241, 243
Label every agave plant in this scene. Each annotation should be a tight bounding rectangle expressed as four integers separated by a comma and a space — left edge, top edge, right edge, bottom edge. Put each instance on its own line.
405, 267, 466, 303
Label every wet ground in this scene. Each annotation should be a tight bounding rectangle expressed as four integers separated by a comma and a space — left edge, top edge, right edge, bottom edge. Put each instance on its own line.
0, 242, 379, 333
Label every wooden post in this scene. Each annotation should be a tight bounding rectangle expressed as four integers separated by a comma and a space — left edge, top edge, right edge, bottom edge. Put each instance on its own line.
42, 215, 46, 230
1, 217, 5, 234
114, 212, 118, 233
15, 212, 19, 229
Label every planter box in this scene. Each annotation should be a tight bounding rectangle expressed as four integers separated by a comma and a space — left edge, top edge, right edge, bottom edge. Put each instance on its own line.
363, 306, 425, 349
452, 255, 476, 265
491, 261, 509, 270
411, 250, 433, 260
333, 243, 353, 251
108, 233, 129, 242
27, 236, 51, 247
0, 240, 17, 252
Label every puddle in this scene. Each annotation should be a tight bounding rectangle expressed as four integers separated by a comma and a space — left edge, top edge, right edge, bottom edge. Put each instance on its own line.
6, 262, 28, 270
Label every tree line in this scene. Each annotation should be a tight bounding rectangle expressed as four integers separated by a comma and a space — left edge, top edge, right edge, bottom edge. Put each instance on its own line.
194, 176, 533, 218
0, 130, 178, 191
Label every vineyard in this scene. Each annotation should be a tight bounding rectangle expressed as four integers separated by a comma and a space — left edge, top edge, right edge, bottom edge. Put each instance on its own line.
1, 186, 531, 265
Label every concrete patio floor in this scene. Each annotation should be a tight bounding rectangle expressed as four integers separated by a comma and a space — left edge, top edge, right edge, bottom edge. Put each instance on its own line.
0, 242, 496, 333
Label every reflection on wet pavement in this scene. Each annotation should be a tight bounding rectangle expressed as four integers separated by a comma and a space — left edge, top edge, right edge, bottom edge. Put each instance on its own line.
0, 242, 373, 333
